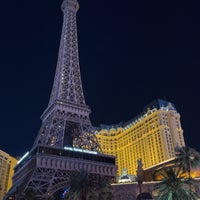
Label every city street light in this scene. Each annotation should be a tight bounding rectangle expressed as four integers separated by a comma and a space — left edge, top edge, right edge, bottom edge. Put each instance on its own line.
136, 159, 144, 200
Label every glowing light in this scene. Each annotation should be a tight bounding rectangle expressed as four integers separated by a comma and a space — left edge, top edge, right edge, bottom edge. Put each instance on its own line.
17, 152, 29, 164
64, 146, 97, 154
62, 188, 69, 198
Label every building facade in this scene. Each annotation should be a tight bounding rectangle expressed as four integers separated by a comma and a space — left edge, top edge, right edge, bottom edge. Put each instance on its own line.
0, 150, 17, 200
96, 99, 185, 176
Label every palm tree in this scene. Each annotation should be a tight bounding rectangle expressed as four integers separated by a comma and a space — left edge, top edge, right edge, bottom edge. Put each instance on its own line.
22, 187, 37, 200
94, 176, 113, 200
154, 167, 199, 200
66, 169, 93, 200
175, 146, 200, 196
175, 146, 200, 179
66, 169, 113, 200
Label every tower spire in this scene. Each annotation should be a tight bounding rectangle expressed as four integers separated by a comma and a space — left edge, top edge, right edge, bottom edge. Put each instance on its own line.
48, 0, 85, 107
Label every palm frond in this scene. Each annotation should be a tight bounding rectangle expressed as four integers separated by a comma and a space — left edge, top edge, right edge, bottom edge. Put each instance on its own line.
154, 166, 199, 200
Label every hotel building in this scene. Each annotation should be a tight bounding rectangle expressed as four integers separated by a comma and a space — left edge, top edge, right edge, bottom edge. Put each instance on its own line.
96, 99, 185, 176
0, 150, 17, 200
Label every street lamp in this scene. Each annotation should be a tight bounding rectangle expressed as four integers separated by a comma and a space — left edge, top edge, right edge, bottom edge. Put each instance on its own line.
136, 159, 144, 200
189, 155, 195, 195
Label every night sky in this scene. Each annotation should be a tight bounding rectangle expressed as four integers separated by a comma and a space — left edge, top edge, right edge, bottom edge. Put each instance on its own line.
1, 0, 200, 157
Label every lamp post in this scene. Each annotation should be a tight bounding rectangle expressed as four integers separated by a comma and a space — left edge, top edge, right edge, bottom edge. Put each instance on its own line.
136, 159, 144, 200
189, 155, 194, 195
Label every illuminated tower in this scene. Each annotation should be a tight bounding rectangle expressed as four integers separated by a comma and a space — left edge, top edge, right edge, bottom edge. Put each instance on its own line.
4, 0, 116, 199
33, 0, 99, 151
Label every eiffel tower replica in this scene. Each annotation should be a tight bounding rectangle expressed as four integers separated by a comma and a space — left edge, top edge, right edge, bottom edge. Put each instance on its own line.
4, 0, 116, 199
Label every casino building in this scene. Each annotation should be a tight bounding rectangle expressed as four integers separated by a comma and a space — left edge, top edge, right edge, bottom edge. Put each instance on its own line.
0, 150, 17, 200
96, 99, 185, 177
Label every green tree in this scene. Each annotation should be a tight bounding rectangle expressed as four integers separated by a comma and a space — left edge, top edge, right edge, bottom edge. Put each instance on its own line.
154, 167, 199, 200
66, 169, 113, 200
175, 146, 200, 179
94, 176, 113, 200
66, 169, 94, 200
23, 187, 37, 200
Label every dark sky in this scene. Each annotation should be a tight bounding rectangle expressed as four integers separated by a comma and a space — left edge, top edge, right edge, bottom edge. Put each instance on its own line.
1, 0, 200, 157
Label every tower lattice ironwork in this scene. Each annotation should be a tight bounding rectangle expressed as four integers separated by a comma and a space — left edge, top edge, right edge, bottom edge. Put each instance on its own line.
33, 0, 100, 152
4, 0, 116, 199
